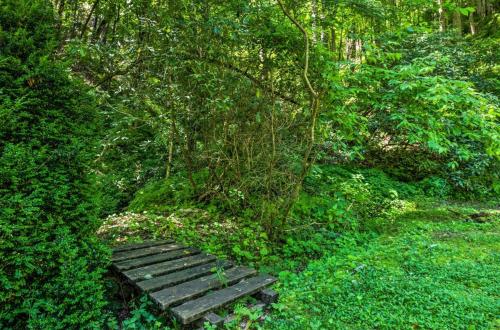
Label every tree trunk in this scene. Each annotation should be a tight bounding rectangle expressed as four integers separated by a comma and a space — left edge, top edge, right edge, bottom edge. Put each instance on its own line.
80, 0, 100, 39
469, 12, 476, 35
437, 0, 445, 32
330, 28, 336, 52
311, 0, 318, 44
338, 29, 343, 61
453, 1, 463, 35
355, 39, 362, 63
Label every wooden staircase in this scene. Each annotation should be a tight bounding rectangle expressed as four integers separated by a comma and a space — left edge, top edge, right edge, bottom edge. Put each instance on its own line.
111, 240, 277, 327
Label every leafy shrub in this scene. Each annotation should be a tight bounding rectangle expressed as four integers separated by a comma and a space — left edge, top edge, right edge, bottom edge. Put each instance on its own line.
128, 173, 197, 213
0, 1, 108, 328
352, 62, 497, 183
298, 165, 419, 231
401, 32, 500, 96
92, 103, 170, 216
321, 32, 499, 198
120, 296, 168, 330
419, 176, 451, 197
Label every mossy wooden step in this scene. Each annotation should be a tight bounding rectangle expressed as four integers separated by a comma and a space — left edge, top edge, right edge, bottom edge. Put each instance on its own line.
114, 248, 200, 271
171, 274, 277, 324
151, 266, 257, 309
111, 241, 277, 327
124, 253, 217, 281
112, 240, 174, 252
112, 243, 184, 262
137, 260, 233, 292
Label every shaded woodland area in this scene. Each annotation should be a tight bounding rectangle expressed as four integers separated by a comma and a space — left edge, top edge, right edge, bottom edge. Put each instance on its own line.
0, 0, 498, 329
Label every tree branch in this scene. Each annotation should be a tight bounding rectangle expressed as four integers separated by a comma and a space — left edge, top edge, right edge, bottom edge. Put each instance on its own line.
276, 0, 318, 98
177, 52, 301, 106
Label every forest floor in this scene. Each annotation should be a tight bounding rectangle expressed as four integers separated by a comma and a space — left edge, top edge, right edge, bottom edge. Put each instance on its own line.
99, 201, 499, 329
264, 201, 500, 329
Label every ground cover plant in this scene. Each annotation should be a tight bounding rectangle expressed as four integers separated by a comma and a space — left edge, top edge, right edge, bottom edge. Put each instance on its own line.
1, 0, 498, 329
266, 202, 500, 329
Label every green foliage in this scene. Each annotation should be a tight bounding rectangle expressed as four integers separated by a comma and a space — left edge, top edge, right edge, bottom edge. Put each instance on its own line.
321, 33, 499, 198
92, 98, 171, 216
100, 165, 499, 328
402, 32, 500, 96
50, 0, 497, 226
0, 1, 108, 328
297, 165, 419, 229
226, 304, 265, 330
128, 171, 207, 213
105, 165, 422, 269
4, 0, 496, 327
120, 296, 168, 330
266, 203, 500, 329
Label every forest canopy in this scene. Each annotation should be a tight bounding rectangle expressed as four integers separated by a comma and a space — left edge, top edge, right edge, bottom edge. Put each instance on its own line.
0, 0, 498, 328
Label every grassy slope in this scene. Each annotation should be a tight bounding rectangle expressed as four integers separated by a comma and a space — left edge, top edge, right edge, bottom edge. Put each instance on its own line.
265, 202, 500, 330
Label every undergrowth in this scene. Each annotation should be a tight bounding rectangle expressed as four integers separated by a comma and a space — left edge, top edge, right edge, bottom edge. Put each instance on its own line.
98, 165, 499, 329
265, 204, 500, 330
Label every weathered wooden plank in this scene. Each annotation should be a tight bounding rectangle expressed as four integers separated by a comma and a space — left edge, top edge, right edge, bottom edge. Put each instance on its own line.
112, 243, 184, 262
113, 248, 200, 271
112, 240, 173, 253
123, 253, 216, 282
136, 260, 233, 292
259, 288, 278, 304
171, 274, 277, 324
151, 266, 257, 309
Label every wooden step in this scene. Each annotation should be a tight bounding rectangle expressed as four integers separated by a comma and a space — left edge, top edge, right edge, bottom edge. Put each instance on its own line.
113, 248, 200, 271
112, 243, 184, 262
110, 240, 278, 326
171, 274, 276, 324
112, 240, 174, 252
137, 260, 233, 292
151, 266, 257, 310
123, 253, 216, 282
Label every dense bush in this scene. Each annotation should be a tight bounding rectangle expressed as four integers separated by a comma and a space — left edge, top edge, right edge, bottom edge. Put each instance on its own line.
117, 165, 420, 270
321, 34, 499, 198
0, 1, 108, 328
296, 165, 419, 230
401, 32, 500, 96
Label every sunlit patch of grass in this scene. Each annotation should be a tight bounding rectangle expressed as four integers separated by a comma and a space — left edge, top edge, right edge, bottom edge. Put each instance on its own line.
397, 207, 463, 223
266, 201, 500, 330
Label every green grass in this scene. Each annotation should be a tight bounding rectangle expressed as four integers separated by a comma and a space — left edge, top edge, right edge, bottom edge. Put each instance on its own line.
265, 203, 500, 330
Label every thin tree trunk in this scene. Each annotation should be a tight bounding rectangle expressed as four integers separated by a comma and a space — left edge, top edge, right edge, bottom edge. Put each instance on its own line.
319, 0, 326, 43
184, 133, 197, 191
277, 0, 321, 231
355, 39, 362, 63
437, 0, 445, 32
311, 0, 318, 44
165, 71, 175, 179
80, 0, 100, 39
338, 29, 343, 61
166, 120, 175, 179
453, 2, 463, 35
111, 5, 121, 43
55, 0, 66, 41
330, 28, 336, 52
469, 12, 476, 35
